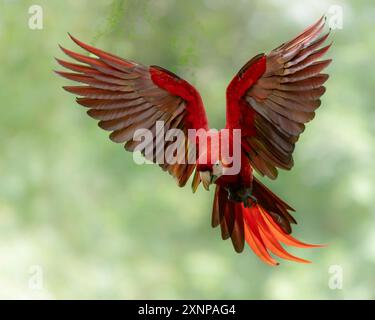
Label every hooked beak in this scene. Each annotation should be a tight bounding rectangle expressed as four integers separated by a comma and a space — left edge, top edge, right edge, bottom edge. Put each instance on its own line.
199, 171, 212, 191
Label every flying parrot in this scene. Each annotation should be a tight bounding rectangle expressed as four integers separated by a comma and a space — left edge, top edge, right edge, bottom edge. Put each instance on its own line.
56, 16, 332, 265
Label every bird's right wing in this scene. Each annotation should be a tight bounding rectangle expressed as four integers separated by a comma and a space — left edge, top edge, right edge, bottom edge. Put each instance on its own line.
56, 34, 209, 188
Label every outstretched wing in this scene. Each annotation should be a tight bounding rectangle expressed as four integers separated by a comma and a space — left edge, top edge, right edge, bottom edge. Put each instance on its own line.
226, 16, 332, 179
56, 35, 208, 187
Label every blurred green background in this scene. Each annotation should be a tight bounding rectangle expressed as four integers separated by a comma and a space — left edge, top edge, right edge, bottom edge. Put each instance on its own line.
0, 0, 374, 299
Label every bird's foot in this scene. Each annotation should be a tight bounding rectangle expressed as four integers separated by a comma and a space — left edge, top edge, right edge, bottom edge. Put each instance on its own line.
244, 194, 258, 208
227, 187, 258, 208
227, 188, 243, 203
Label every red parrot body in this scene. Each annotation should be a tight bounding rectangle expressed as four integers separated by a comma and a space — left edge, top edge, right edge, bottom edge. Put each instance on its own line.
56, 16, 332, 265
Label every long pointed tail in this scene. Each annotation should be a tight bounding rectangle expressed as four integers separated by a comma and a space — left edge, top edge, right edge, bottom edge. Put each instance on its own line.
212, 178, 322, 266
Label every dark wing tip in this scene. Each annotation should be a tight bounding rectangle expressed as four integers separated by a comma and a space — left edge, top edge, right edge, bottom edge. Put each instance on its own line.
68, 33, 84, 48
53, 70, 64, 77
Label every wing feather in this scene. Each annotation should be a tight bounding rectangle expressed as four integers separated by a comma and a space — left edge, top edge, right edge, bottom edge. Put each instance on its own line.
56, 35, 208, 187
226, 16, 332, 179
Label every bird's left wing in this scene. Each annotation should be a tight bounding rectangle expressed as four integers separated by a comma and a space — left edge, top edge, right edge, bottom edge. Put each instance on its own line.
56, 35, 208, 188
226, 16, 332, 179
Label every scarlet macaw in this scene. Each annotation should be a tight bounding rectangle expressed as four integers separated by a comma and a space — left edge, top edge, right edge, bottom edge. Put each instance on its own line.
56, 16, 332, 265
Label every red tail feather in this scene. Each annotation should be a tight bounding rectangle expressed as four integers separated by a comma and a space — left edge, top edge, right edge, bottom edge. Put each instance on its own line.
212, 183, 322, 266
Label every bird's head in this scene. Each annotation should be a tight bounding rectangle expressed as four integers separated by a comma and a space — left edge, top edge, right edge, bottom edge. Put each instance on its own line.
196, 160, 224, 190
195, 130, 232, 190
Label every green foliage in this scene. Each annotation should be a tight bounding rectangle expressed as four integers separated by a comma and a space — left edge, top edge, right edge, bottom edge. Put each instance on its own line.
0, 0, 374, 299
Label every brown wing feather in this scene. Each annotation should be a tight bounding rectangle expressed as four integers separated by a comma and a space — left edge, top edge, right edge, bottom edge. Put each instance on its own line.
56, 35, 203, 187
244, 16, 332, 179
